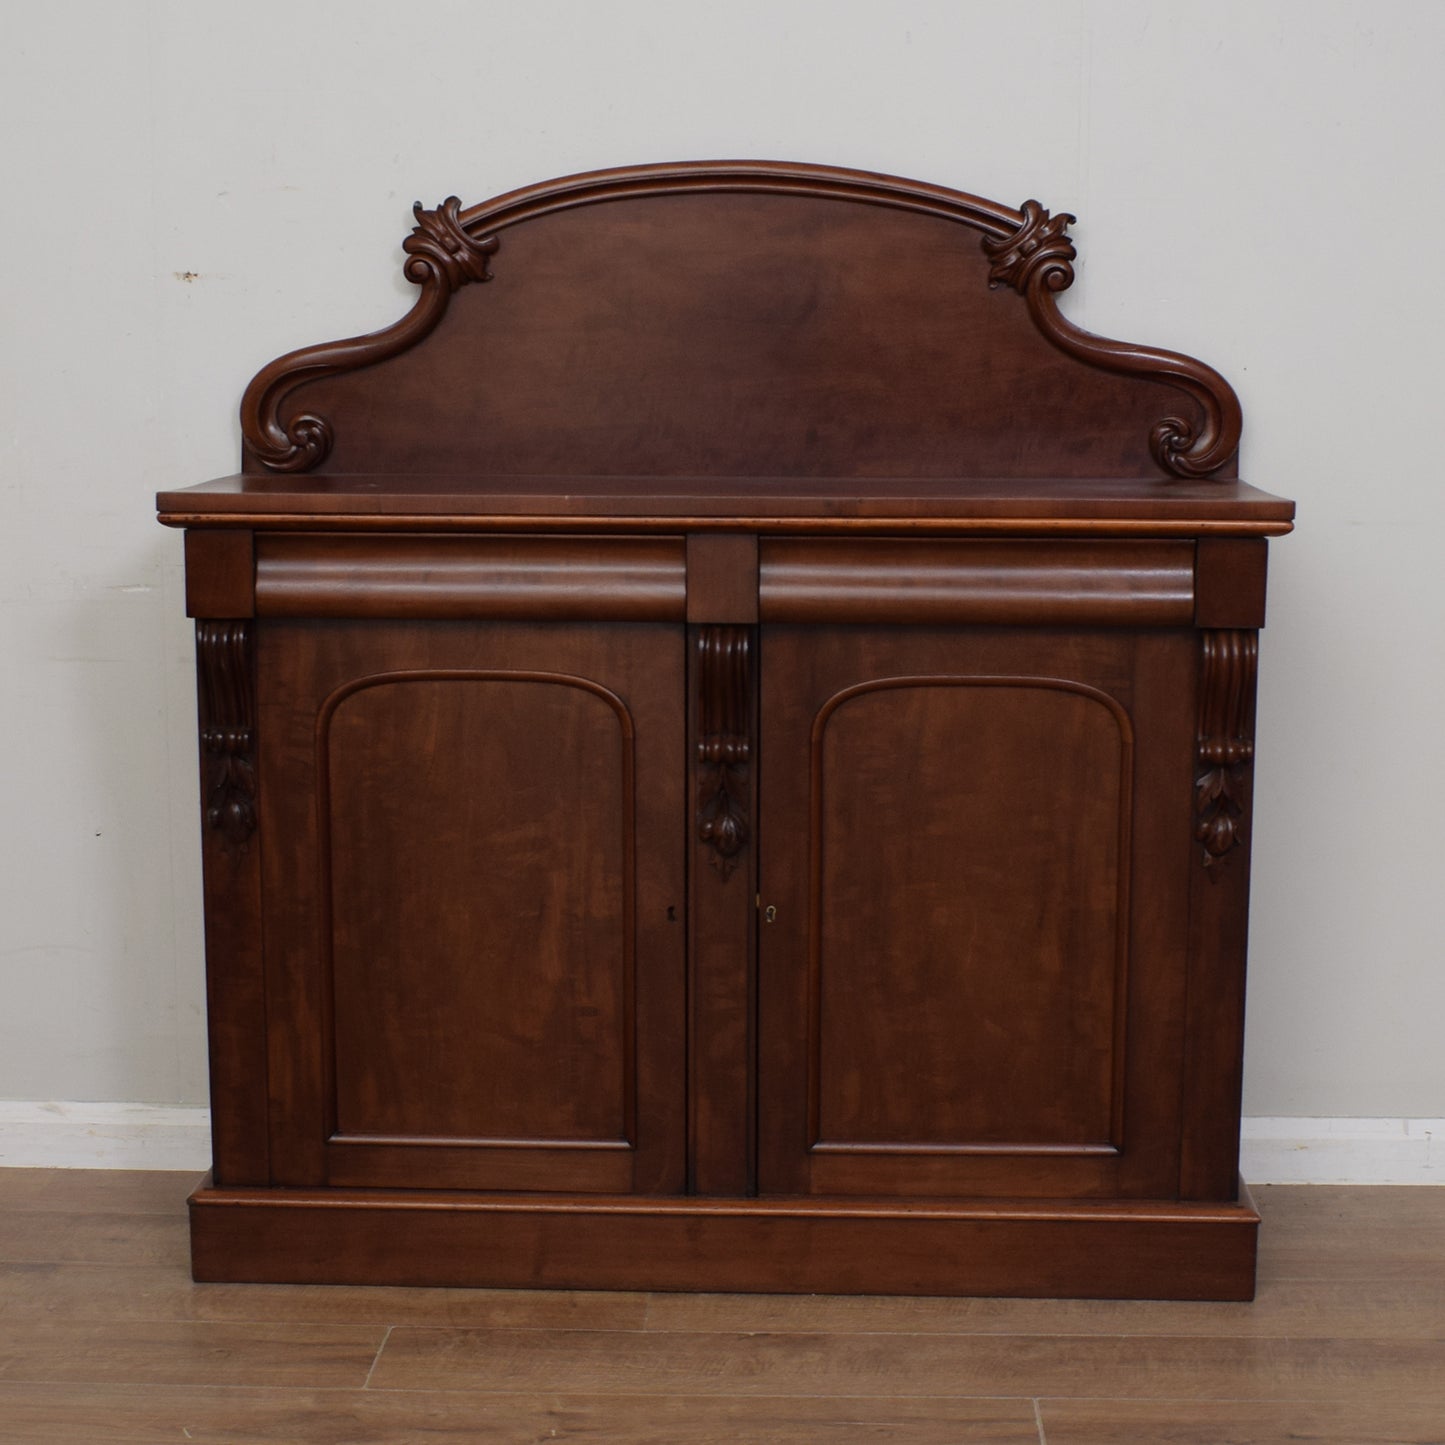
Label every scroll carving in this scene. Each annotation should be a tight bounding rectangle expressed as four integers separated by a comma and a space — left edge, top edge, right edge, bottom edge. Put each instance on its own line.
239, 198, 498, 471
1194, 630, 1258, 868
984, 199, 1242, 479
696, 626, 751, 878
197, 621, 257, 847
237, 162, 1241, 480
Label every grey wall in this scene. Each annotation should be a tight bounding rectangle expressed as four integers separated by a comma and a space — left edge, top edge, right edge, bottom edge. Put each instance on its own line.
2, 0, 1441, 1118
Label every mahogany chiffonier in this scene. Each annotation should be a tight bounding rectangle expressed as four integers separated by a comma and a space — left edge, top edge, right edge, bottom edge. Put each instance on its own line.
158, 162, 1293, 1299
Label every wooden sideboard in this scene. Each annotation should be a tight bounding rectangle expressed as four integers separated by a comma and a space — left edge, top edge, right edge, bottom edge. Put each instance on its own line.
158, 161, 1293, 1299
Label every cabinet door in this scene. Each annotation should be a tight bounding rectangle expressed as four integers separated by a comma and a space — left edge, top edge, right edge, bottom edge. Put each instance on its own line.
757, 625, 1195, 1199
258, 619, 686, 1195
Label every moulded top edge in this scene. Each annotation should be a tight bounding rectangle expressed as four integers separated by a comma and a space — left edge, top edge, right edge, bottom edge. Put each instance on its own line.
157, 473, 1294, 521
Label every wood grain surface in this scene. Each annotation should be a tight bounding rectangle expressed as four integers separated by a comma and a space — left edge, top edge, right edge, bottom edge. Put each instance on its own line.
2, 1171, 1442, 1443
158, 472, 1295, 533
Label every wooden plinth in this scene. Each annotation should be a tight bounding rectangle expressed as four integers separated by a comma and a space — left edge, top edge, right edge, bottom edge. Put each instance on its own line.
189, 1178, 1258, 1301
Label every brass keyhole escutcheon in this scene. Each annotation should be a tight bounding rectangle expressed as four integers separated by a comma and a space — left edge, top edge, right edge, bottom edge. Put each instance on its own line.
763, 904, 777, 924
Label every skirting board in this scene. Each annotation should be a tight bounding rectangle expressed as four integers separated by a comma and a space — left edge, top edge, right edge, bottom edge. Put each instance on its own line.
0, 1106, 1440, 1183
1241, 1116, 1442, 1184
0, 1102, 211, 1171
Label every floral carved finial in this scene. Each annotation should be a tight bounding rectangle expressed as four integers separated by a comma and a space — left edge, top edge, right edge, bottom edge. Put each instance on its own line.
984, 200, 1077, 294
403, 197, 499, 291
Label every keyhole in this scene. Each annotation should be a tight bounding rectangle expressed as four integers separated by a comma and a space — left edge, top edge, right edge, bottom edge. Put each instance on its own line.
666, 905, 677, 923
763, 904, 777, 924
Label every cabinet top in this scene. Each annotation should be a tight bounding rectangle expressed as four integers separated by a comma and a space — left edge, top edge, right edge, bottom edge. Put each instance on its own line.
164, 160, 1293, 525
157, 472, 1293, 535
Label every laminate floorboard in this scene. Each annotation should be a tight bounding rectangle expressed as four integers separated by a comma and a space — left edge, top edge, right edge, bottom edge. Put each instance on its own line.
0, 1319, 384, 1389
1254, 1182, 1445, 1282
5, 1260, 1441, 1338
0, 1169, 1440, 1445
368, 1325, 1445, 1402
1038, 1399, 1445, 1444
0, 1261, 651, 1329
0, 1168, 203, 1214
0, 1208, 188, 1268
0, 1384, 1038, 1444
642, 1276, 1445, 1338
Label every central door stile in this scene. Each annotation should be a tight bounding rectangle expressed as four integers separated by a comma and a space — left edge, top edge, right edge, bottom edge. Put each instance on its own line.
685, 534, 761, 1196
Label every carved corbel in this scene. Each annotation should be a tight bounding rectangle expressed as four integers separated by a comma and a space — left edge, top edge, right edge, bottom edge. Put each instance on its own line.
695, 626, 751, 879
1194, 629, 1258, 868
197, 621, 257, 847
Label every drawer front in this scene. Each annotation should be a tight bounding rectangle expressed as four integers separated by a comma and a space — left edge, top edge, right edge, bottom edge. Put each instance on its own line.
760, 538, 1195, 625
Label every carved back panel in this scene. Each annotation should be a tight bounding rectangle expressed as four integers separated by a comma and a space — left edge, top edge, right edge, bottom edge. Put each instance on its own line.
242, 162, 1240, 482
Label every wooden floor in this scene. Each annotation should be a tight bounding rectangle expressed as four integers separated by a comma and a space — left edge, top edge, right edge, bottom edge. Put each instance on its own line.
0, 1172, 1441, 1443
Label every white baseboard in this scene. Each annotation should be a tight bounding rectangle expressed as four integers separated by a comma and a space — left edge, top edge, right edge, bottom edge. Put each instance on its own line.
1241, 1116, 1442, 1185
0, 1102, 211, 1171
0, 1106, 1439, 1182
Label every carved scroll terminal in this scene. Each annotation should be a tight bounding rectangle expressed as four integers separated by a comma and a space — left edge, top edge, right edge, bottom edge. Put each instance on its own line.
696, 626, 752, 878
982, 197, 1243, 479
197, 620, 257, 847
1195, 629, 1258, 868
240, 196, 498, 472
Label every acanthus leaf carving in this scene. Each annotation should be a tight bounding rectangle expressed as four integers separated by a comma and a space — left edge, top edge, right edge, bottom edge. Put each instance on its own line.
240, 198, 498, 472
403, 196, 500, 290
1194, 629, 1258, 869
983, 198, 1077, 295
696, 625, 751, 879
197, 620, 257, 848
